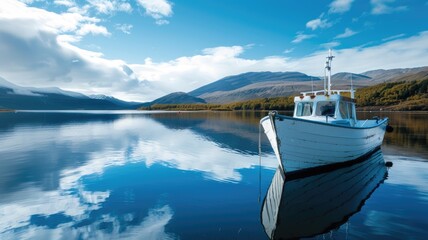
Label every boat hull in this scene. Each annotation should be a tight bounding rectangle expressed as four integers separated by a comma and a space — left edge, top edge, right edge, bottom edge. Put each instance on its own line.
260, 113, 388, 173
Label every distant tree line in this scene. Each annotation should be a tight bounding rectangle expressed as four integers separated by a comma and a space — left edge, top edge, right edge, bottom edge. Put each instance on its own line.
140, 79, 427, 111
139, 96, 295, 111
356, 79, 428, 110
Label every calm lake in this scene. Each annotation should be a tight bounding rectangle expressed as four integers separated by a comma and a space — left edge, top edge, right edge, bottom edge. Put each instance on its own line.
0, 110, 427, 239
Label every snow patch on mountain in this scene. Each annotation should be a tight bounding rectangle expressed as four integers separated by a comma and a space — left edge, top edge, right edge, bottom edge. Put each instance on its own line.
0, 77, 42, 96
89, 94, 112, 100
0, 76, 88, 98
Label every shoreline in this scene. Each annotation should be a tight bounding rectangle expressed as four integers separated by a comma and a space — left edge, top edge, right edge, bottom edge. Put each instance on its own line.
2, 108, 427, 114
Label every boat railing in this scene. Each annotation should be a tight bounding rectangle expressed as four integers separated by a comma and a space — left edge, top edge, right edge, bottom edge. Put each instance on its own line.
300, 89, 355, 97
300, 90, 325, 96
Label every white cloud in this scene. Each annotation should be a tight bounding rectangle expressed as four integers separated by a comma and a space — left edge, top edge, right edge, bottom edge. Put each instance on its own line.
335, 28, 358, 39
306, 17, 332, 30
371, 0, 408, 15
155, 19, 169, 25
283, 48, 294, 54
202, 46, 245, 58
115, 23, 133, 34
67, 4, 91, 15
137, 0, 173, 25
292, 32, 316, 43
1, 1, 99, 36
76, 23, 110, 36
88, 0, 132, 14
54, 0, 75, 7
294, 31, 428, 75
329, 0, 354, 13
17, 0, 43, 3
382, 33, 405, 41
321, 41, 341, 49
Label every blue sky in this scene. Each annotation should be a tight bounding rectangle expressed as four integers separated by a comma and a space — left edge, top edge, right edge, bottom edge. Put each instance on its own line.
0, 0, 427, 101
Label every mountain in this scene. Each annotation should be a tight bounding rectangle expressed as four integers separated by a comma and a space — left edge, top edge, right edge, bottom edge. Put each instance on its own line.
0, 77, 140, 110
0, 77, 88, 98
361, 66, 428, 83
141, 92, 206, 107
188, 72, 321, 103
184, 67, 428, 104
189, 71, 320, 96
331, 72, 372, 81
89, 94, 142, 108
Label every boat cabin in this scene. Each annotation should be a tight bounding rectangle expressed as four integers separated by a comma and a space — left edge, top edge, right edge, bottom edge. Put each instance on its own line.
293, 90, 356, 126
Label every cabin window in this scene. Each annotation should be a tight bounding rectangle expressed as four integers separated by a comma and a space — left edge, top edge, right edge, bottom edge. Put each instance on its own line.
347, 102, 354, 119
339, 101, 349, 118
316, 101, 336, 116
338, 101, 355, 120
296, 102, 313, 116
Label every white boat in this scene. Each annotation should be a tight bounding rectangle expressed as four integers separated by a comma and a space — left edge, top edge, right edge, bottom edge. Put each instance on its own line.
260, 50, 392, 174
261, 149, 388, 239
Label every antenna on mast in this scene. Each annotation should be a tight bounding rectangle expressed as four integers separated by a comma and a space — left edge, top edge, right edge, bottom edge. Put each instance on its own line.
311, 76, 314, 92
325, 49, 335, 95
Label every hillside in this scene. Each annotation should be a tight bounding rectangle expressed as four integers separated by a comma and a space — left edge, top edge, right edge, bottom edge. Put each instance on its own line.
194, 81, 314, 103
331, 72, 372, 81
361, 66, 428, 83
89, 94, 142, 108
140, 92, 206, 107
189, 72, 321, 103
356, 78, 428, 111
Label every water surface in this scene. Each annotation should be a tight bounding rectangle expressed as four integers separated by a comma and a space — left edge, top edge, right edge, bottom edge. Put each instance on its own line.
0, 111, 427, 239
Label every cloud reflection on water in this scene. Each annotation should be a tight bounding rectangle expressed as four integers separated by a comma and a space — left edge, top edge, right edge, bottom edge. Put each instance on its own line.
0, 112, 276, 238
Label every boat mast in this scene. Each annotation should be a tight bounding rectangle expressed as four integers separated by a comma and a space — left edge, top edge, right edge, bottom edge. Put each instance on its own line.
325, 49, 334, 95
324, 61, 327, 93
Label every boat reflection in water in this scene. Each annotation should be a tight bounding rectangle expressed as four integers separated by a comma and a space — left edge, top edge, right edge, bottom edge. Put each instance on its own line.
261, 149, 388, 239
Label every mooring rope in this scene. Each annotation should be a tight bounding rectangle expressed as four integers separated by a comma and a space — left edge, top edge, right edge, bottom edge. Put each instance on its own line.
258, 122, 262, 203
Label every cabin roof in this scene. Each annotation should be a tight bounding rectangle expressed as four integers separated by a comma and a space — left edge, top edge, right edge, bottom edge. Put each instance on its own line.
294, 90, 356, 103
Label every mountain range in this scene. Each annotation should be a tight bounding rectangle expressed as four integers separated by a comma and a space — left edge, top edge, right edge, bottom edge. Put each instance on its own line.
0, 77, 140, 110
1, 66, 427, 109
188, 72, 321, 103
186, 66, 428, 103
